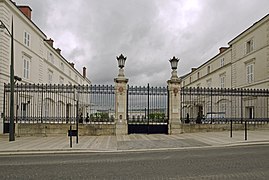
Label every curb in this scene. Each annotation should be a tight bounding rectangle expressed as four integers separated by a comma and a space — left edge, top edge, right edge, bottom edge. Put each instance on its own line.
0, 140, 268, 155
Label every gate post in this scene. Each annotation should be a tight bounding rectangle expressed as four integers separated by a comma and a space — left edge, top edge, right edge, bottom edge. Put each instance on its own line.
114, 54, 128, 135
167, 57, 182, 134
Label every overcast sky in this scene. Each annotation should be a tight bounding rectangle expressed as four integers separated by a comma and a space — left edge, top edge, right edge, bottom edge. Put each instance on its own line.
14, 0, 269, 86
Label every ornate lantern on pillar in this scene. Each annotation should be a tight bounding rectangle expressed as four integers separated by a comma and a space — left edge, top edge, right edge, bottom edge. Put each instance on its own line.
117, 54, 127, 77
169, 56, 179, 80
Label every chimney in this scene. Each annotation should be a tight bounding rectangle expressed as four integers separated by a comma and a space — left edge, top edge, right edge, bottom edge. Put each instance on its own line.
56, 48, 61, 55
18, 6, 32, 20
45, 38, 54, 47
191, 68, 197, 72
219, 47, 229, 54
83, 67, 86, 78
69, 62, 74, 68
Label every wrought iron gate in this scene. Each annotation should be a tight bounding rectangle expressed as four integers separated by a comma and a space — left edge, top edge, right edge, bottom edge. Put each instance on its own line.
127, 84, 168, 134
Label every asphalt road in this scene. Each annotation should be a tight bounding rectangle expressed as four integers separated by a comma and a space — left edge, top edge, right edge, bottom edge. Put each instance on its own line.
0, 144, 269, 180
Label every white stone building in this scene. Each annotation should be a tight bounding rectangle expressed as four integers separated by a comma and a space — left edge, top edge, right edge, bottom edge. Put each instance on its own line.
180, 14, 269, 121
0, 0, 91, 133
181, 14, 269, 89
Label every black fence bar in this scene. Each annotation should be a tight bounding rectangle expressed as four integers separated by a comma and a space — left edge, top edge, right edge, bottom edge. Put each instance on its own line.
3, 84, 115, 129
230, 119, 233, 138
181, 87, 269, 124
245, 120, 247, 140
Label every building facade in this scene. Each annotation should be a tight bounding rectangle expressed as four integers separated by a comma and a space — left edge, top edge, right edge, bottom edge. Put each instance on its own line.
180, 14, 269, 122
0, 0, 91, 133
181, 14, 269, 89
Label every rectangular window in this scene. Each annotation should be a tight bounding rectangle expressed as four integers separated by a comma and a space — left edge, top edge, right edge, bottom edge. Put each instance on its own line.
220, 58, 225, 67
24, 31, 30, 47
207, 66, 210, 74
48, 70, 53, 84
220, 74, 225, 88
23, 58, 30, 79
246, 64, 254, 84
207, 79, 212, 88
60, 62, 64, 72
197, 72, 200, 79
47, 52, 54, 64
59, 76, 64, 84
246, 39, 254, 54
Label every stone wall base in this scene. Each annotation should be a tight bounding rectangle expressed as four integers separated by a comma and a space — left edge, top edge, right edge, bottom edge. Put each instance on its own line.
181, 123, 269, 133
169, 123, 183, 134
15, 123, 116, 137
11, 123, 269, 137
116, 123, 128, 135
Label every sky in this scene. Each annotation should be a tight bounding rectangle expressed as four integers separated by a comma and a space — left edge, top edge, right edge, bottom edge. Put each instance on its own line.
14, 0, 269, 86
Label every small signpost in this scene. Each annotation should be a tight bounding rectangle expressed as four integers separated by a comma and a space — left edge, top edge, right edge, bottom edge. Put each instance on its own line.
68, 126, 78, 148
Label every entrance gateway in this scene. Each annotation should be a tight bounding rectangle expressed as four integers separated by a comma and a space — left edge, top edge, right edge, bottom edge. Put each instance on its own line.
127, 84, 169, 134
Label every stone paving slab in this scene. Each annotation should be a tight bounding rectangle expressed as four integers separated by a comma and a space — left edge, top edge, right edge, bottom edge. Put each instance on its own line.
117, 139, 210, 150
0, 130, 268, 154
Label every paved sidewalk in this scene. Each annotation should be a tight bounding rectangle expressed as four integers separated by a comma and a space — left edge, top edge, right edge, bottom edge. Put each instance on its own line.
0, 130, 269, 154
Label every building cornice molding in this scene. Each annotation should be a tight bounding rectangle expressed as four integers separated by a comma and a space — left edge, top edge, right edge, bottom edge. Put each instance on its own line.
228, 14, 269, 45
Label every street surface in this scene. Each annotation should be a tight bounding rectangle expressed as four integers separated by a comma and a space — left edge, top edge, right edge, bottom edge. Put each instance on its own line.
0, 144, 268, 179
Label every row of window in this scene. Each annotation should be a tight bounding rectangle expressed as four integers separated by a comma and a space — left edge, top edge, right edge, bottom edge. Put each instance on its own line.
184, 62, 254, 88
22, 55, 83, 84
23, 30, 77, 83
183, 37, 255, 88
191, 58, 225, 84
47, 52, 65, 70
47, 51, 78, 83
47, 69, 81, 84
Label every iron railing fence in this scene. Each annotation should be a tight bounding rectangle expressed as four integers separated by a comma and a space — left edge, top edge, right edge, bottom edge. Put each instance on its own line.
3, 84, 115, 125
78, 84, 115, 123
181, 87, 269, 124
127, 84, 168, 124
4, 84, 269, 126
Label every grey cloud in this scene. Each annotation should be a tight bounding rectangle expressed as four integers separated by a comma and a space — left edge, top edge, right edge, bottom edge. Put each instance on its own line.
14, 0, 269, 86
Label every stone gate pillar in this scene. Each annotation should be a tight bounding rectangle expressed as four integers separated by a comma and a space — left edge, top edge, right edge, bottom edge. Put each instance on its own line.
114, 54, 128, 135
167, 56, 182, 134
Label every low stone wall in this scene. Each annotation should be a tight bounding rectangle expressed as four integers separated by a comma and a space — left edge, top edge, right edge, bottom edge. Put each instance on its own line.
181, 123, 269, 133
14, 123, 268, 136
15, 123, 116, 137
